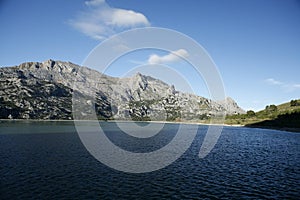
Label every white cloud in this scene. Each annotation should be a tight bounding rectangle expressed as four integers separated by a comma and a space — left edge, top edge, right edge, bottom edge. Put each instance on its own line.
70, 0, 150, 40
148, 49, 189, 64
111, 9, 150, 27
265, 78, 300, 92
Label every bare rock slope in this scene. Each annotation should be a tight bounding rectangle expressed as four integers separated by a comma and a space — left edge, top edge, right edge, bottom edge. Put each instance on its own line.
0, 60, 245, 120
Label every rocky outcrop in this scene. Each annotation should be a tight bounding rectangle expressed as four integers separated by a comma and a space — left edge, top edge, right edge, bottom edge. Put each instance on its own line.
0, 60, 245, 120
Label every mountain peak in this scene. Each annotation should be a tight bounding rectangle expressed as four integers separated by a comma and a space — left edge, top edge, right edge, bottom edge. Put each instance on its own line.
218, 97, 245, 114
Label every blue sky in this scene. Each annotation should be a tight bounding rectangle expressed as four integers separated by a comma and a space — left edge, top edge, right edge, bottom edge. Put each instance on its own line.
1, 0, 300, 111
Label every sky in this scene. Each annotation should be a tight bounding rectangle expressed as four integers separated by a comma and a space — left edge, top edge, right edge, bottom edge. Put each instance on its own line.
1, 0, 300, 111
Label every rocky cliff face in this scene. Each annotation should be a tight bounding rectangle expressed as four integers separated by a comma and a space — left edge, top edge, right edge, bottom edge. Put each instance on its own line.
0, 60, 245, 120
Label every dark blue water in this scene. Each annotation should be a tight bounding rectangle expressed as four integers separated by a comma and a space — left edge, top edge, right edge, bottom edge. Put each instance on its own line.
0, 121, 299, 199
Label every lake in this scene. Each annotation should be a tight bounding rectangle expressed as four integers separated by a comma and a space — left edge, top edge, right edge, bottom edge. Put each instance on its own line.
0, 121, 299, 199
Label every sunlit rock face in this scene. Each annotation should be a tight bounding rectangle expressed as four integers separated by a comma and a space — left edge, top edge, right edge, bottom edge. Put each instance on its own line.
0, 60, 245, 120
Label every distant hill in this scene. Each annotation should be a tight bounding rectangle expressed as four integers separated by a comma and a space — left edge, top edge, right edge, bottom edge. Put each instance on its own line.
0, 60, 244, 121
226, 99, 300, 132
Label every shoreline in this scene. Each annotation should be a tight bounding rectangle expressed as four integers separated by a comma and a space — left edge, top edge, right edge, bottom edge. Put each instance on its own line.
1, 119, 299, 133
245, 124, 300, 133
0, 118, 245, 127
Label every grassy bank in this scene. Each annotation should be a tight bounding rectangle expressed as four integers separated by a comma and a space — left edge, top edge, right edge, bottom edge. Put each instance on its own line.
225, 99, 300, 132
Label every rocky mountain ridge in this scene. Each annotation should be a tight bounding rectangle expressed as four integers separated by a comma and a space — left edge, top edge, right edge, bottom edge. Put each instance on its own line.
0, 60, 245, 120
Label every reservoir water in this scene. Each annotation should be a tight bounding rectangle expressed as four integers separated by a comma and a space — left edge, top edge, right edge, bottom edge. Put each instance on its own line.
0, 121, 299, 199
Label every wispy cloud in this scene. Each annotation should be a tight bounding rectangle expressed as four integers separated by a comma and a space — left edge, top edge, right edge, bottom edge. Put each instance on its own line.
265, 78, 283, 85
129, 60, 146, 65
292, 84, 300, 89
85, 0, 105, 7
69, 0, 150, 40
265, 78, 300, 92
147, 49, 189, 64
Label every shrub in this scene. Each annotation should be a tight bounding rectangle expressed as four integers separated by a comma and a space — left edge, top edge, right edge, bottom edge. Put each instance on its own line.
246, 110, 256, 117
265, 104, 277, 112
290, 100, 299, 107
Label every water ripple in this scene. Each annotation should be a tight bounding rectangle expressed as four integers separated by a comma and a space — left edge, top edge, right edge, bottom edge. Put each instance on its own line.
0, 122, 299, 199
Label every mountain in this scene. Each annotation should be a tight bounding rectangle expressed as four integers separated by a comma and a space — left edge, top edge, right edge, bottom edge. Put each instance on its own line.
0, 60, 245, 120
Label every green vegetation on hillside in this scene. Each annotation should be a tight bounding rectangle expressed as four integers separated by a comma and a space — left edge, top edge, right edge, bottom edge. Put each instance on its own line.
225, 99, 300, 131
